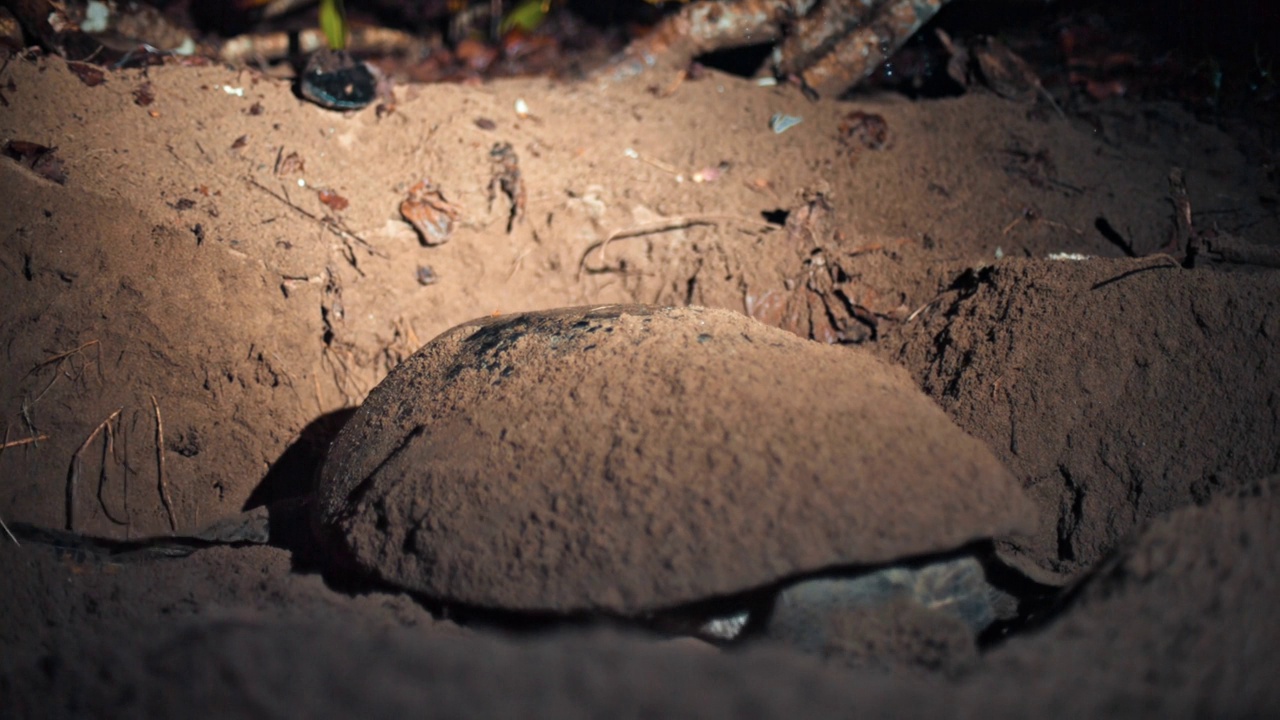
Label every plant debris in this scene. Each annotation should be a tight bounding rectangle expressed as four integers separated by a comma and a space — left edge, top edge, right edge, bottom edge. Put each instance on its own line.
401, 180, 460, 246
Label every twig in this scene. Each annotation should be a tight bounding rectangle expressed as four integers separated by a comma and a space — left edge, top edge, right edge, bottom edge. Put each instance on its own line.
624, 148, 683, 178
506, 246, 535, 282
28, 340, 102, 375
245, 177, 388, 263
66, 408, 123, 532
1, 434, 48, 450
906, 297, 941, 322
25, 340, 103, 412
151, 395, 177, 534
219, 25, 431, 64
906, 284, 968, 322
0, 427, 22, 545
576, 215, 774, 280
122, 411, 135, 539
96, 417, 129, 526
1001, 208, 1084, 238
1168, 168, 1195, 256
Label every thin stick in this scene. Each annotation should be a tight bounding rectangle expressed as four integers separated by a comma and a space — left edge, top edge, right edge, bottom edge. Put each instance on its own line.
1, 427, 20, 545
906, 299, 938, 323
245, 177, 387, 259
576, 215, 774, 280
906, 286, 963, 322
25, 340, 103, 411
28, 340, 101, 374
1, 434, 48, 450
151, 395, 177, 534
96, 418, 129, 526
122, 411, 134, 539
624, 148, 682, 177
66, 408, 123, 532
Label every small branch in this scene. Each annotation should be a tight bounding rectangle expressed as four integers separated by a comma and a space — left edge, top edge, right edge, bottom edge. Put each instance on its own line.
576, 214, 774, 280
0, 427, 23, 545
151, 395, 177, 534
1167, 167, 1198, 264
790, 0, 950, 97
29, 340, 101, 374
1, 434, 48, 450
245, 176, 387, 264
66, 408, 123, 532
606, 0, 787, 80
25, 340, 103, 412
95, 418, 129, 526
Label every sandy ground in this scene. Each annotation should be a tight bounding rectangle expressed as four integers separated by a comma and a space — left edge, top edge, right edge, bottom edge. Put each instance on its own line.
2, 37, 1279, 717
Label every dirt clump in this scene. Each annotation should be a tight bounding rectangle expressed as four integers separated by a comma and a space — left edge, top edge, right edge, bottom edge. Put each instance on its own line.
892, 259, 1280, 582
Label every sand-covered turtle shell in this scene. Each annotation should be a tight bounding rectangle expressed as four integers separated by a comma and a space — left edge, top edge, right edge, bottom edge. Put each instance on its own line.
315, 305, 1036, 614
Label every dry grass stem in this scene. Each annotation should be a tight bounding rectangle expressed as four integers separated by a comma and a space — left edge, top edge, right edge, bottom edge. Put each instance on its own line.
1, 427, 21, 545
1, 434, 49, 450
66, 408, 123, 532
31, 340, 102, 373
26, 340, 103, 412
95, 418, 129, 526
151, 395, 177, 534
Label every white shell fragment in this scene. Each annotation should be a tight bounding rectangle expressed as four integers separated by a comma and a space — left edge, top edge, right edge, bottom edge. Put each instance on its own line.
770, 113, 803, 134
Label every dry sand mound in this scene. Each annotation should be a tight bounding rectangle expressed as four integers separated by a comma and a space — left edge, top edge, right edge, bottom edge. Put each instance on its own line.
894, 259, 1280, 582
7, 477, 1275, 719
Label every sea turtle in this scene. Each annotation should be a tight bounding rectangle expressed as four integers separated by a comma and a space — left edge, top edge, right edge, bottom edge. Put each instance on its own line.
312, 304, 1039, 665
11, 304, 1038, 668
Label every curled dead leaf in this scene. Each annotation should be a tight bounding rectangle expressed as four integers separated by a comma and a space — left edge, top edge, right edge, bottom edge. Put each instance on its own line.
66, 61, 105, 87
401, 180, 460, 246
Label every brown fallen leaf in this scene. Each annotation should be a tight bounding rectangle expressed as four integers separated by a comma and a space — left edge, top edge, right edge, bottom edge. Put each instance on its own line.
401, 180, 460, 246
66, 61, 105, 86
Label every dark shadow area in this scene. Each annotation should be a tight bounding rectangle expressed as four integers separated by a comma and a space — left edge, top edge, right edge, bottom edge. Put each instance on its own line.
695, 43, 774, 80
241, 408, 368, 581
761, 208, 790, 226
1094, 216, 1137, 257
977, 549, 1073, 649
245, 408, 356, 511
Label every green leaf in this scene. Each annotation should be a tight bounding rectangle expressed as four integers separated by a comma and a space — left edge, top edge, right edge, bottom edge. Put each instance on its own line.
319, 0, 347, 51
501, 0, 550, 34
